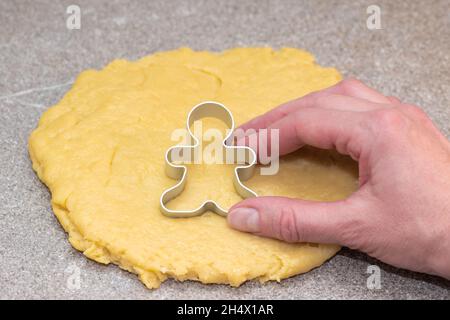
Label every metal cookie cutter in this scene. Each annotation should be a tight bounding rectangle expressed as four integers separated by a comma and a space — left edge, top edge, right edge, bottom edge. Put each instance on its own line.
160, 101, 257, 218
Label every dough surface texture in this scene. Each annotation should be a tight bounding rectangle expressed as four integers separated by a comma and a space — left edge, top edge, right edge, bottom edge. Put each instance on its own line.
29, 48, 358, 289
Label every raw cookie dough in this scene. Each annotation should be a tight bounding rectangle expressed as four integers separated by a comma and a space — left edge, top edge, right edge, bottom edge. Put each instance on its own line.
29, 48, 358, 289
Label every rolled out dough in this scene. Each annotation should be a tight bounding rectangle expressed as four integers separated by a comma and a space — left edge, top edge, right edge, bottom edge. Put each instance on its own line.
29, 48, 358, 289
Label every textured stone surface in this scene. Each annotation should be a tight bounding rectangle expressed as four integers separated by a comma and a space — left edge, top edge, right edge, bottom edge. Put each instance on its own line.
0, 0, 449, 299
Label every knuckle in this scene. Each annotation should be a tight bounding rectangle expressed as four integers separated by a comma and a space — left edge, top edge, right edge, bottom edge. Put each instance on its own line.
275, 206, 301, 243
293, 109, 306, 125
372, 108, 407, 129
340, 78, 364, 93
400, 104, 429, 120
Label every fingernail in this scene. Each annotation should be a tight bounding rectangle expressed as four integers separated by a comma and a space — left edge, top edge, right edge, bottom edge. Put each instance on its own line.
228, 207, 260, 233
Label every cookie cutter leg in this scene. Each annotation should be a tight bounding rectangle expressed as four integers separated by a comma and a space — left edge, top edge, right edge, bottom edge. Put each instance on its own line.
160, 101, 257, 218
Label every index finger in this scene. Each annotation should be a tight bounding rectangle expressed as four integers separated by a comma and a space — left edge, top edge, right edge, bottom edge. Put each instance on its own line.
237, 107, 369, 161
239, 79, 391, 131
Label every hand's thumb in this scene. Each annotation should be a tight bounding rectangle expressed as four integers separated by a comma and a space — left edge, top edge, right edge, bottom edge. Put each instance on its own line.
228, 196, 360, 245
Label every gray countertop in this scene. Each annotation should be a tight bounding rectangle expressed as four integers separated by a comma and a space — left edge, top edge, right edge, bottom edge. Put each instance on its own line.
1, 0, 449, 300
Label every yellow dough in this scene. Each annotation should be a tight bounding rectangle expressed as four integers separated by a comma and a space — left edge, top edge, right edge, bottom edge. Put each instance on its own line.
29, 48, 358, 289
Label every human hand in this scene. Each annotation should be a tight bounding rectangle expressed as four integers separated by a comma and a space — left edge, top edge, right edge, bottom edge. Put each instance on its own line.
228, 79, 450, 279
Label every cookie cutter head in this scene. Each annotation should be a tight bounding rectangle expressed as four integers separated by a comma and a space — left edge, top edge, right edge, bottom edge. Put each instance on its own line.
160, 101, 257, 218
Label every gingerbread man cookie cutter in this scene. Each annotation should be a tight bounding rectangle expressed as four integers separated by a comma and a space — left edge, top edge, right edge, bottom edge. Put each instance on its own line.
160, 101, 257, 218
